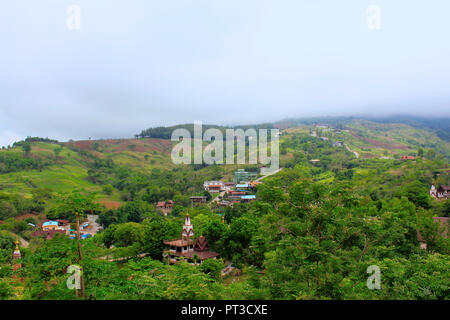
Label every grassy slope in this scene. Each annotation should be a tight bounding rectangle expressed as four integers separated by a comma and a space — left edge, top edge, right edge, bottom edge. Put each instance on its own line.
0, 138, 176, 198
281, 119, 450, 159
342, 120, 450, 158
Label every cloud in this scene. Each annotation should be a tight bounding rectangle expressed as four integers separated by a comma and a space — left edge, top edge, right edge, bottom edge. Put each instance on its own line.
1, 1, 450, 147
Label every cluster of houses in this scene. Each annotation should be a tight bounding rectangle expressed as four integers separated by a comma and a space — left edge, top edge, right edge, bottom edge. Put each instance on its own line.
157, 169, 262, 213
29, 219, 92, 240
430, 184, 449, 200
201, 170, 260, 206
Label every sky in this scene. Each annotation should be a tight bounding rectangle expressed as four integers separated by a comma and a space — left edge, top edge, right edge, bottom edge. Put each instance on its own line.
1, 0, 450, 147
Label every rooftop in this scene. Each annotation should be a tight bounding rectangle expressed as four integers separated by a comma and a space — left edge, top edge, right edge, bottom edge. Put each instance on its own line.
42, 221, 59, 227
164, 239, 194, 247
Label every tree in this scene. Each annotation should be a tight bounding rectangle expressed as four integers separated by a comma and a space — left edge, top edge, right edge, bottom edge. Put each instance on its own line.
199, 258, 224, 280
417, 148, 424, 158
52, 191, 100, 298
0, 201, 17, 220
141, 218, 179, 260
102, 184, 114, 195
0, 279, 14, 300
117, 201, 150, 223
53, 145, 63, 158
21, 143, 31, 156
112, 222, 145, 247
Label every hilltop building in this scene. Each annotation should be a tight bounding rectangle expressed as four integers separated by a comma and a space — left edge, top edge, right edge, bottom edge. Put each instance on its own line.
163, 214, 219, 264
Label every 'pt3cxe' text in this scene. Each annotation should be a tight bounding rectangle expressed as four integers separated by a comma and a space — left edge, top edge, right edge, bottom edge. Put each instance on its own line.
181, 304, 268, 317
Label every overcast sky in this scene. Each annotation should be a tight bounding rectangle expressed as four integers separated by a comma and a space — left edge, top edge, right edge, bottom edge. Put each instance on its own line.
1, 0, 450, 147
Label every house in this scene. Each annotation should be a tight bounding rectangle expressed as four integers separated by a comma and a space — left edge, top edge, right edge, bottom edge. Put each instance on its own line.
42, 221, 61, 231
332, 141, 343, 147
235, 183, 250, 190
430, 184, 437, 198
437, 186, 450, 200
400, 155, 415, 161
228, 191, 247, 200
249, 181, 262, 189
240, 195, 256, 202
56, 219, 70, 226
164, 214, 219, 264
223, 182, 235, 191
218, 200, 233, 207
309, 159, 320, 164
203, 181, 224, 193
190, 196, 207, 207
430, 185, 450, 200
157, 200, 174, 216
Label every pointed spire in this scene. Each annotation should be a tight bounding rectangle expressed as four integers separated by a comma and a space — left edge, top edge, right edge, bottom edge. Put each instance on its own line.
13, 238, 21, 260
182, 213, 194, 240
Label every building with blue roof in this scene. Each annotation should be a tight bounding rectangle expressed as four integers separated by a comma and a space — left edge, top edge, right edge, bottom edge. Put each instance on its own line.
240, 195, 256, 202
42, 221, 59, 231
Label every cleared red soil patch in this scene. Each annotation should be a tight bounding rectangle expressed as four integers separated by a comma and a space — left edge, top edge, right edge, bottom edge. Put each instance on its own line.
15, 212, 40, 221
68, 140, 93, 150
350, 132, 410, 150
98, 199, 122, 210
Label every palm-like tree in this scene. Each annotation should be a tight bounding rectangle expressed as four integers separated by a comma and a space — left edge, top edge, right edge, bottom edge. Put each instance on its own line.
55, 191, 99, 298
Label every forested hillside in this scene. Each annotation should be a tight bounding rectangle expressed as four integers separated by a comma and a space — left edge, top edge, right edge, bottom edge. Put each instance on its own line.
0, 117, 448, 300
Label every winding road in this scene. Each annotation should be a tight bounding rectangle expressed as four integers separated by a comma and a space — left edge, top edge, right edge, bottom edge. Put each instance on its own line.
344, 143, 359, 159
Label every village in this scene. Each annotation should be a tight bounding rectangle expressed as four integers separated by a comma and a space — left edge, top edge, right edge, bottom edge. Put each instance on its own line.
156, 167, 279, 269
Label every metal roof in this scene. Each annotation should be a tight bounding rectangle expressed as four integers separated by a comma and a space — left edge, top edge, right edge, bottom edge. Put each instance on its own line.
43, 221, 58, 226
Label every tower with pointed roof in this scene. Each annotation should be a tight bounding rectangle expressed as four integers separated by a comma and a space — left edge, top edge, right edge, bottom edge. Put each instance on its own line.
163, 214, 219, 264
182, 214, 194, 247
12, 239, 22, 271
